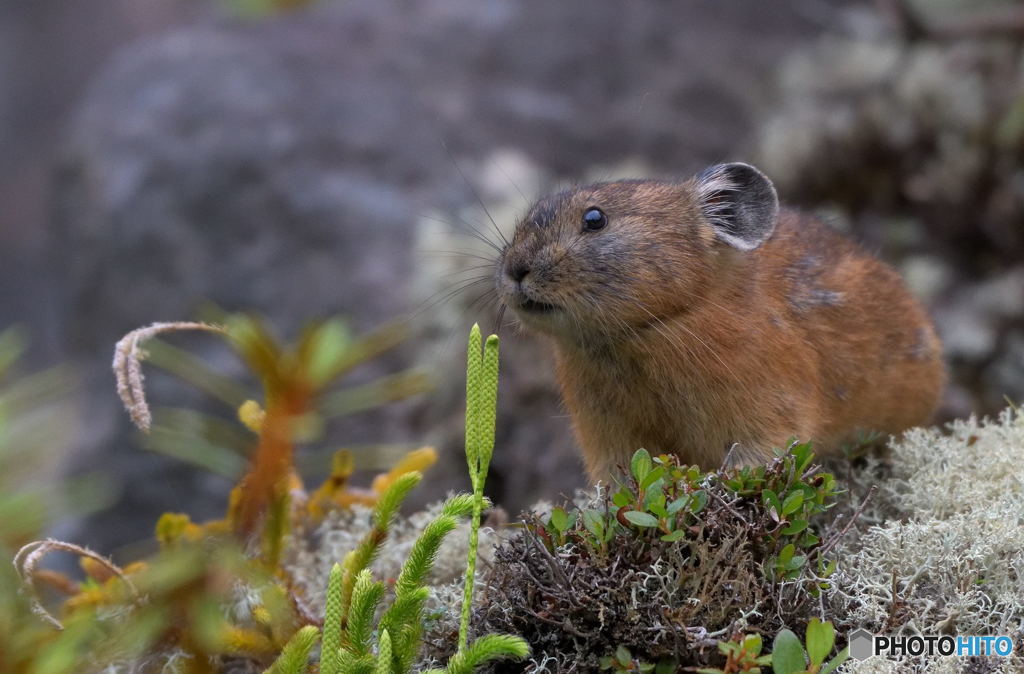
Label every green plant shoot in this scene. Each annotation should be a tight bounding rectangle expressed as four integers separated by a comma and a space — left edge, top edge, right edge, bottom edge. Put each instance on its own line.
458, 324, 499, 651
264, 625, 319, 674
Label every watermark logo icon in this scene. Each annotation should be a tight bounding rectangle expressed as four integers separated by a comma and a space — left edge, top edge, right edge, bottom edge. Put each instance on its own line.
848, 630, 1016, 660
848, 629, 874, 661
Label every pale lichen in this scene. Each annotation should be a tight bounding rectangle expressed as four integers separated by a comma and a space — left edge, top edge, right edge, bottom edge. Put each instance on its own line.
832, 407, 1024, 672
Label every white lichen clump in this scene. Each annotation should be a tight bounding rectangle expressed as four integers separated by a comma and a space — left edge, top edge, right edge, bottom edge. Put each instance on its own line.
833, 407, 1024, 672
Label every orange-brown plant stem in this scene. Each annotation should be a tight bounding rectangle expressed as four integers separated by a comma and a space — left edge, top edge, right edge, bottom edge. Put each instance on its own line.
233, 384, 310, 545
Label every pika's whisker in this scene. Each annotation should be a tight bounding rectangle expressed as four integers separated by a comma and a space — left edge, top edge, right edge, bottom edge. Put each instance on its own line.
409, 277, 494, 321
418, 248, 497, 264
441, 140, 511, 249
420, 212, 503, 254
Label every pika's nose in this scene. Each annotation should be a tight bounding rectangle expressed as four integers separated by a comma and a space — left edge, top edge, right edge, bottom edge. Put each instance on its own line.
507, 261, 530, 283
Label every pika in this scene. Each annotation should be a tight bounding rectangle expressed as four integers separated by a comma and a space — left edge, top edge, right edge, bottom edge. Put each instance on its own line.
495, 162, 945, 481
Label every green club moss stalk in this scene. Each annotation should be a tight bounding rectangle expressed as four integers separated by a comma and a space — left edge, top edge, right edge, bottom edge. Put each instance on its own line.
457, 324, 499, 652
320, 563, 345, 674
264, 625, 319, 674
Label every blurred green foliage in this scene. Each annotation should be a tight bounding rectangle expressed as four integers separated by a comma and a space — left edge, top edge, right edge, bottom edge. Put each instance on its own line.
265, 325, 526, 674
139, 315, 431, 484
0, 328, 112, 672
5, 320, 524, 673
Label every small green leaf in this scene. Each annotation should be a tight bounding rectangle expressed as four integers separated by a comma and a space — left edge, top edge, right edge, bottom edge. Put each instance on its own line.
623, 511, 659, 528
763, 489, 783, 518
646, 491, 667, 515
771, 629, 806, 674
782, 491, 804, 515
742, 633, 763, 656
690, 490, 708, 513
778, 543, 795, 565
616, 645, 632, 665
602, 523, 615, 543
805, 618, 835, 667
640, 466, 665, 491
655, 661, 677, 674
781, 519, 808, 535
631, 449, 653, 482
666, 496, 689, 515
786, 555, 807, 571
660, 530, 686, 542
305, 318, 353, 387
612, 489, 632, 508
549, 507, 570, 533
790, 441, 814, 473
582, 510, 606, 538
642, 479, 665, 507
820, 647, 850, 674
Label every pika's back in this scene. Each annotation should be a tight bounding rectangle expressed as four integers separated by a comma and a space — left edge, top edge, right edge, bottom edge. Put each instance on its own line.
495, 162, 945, 479
758, 211, 944, 447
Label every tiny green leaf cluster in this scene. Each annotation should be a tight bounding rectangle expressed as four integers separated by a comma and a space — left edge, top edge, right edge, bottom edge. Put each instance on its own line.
544, 449, 710, 554
721, 442, 839, 584
694, 619, 847, 674
541, 444, 839, 587
695, 633, 771, 674
771, 618, 848, 674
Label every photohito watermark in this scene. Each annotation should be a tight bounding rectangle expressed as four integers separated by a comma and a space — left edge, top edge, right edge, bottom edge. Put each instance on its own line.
848, 629, 1016, 660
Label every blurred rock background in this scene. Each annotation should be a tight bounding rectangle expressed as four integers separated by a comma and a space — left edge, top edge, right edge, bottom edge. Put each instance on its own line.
2, 0, 1021, 555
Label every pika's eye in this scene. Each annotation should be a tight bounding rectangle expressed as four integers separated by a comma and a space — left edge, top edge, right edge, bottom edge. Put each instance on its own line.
582, 207, 607, 232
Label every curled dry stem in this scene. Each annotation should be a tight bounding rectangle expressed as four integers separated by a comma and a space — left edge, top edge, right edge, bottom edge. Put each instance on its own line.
13, 539, 141, 630
112, 321, 225, 431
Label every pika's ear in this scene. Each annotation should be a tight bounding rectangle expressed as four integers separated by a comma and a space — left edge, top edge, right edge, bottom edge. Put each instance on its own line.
695, 162, 779, 251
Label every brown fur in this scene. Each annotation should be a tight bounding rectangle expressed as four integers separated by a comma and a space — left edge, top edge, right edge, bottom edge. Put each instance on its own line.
495, 173, 945, 481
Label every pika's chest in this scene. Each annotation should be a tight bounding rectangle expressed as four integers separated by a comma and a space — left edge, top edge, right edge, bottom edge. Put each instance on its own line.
554, 348, 729, 449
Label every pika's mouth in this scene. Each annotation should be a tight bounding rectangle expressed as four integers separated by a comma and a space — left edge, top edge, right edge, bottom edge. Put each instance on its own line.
519, 298, 559, 314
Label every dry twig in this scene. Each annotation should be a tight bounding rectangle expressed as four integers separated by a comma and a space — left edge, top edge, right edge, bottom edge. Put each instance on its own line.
13, 539, 141, 630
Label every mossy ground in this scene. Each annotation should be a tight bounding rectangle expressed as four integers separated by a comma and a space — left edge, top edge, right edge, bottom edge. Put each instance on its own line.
460, 408, 1024, 673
